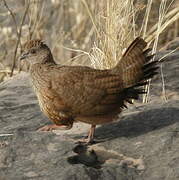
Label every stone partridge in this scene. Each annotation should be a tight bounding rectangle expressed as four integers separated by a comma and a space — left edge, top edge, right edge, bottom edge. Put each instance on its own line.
20, 37, 158, 144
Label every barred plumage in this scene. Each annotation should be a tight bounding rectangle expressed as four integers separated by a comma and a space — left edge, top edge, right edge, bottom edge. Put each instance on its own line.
20, 37, 158, 144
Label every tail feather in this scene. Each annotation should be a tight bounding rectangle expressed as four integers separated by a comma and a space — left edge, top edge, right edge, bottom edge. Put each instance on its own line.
112, 37, 158, 88
143, 48, 152, 55
143, 67, 158, 75
142, 61, 158, 70
113, 37, 159, 108
133, 81, 148, 87
146, 54, 155, 62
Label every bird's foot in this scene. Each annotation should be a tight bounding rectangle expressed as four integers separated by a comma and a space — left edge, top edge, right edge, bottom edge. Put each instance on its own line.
76, 137, 96, 145
37, 124, 72, 131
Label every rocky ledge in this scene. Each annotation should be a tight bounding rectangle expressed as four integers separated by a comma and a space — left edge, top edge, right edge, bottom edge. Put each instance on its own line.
0, 40, 179, 180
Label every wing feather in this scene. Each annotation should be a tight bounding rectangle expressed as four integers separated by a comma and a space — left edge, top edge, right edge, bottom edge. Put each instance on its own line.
48, 65, 123, 115
44, 37, 158, 118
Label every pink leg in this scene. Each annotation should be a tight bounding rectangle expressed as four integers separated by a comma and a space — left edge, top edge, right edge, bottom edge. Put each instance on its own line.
38, 124, 73, 131
78, 125, 96, 144
87, 125, 96, 143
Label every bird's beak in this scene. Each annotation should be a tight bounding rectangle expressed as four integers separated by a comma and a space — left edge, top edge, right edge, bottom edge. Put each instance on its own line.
19, 52, 29, 60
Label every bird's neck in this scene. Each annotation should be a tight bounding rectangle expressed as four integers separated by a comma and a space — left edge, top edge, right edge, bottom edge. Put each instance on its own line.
43, 52, 56, 65
30, 63, 50, 91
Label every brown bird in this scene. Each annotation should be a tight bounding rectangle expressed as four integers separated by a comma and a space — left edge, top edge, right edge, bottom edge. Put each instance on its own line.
20, 37, 158, 144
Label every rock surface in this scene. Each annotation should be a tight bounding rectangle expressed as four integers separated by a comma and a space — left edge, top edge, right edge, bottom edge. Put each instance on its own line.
0, 42, 179, 180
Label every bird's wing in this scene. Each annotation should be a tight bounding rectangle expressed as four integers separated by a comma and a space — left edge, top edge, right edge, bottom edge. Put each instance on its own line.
45, 37, 157, 117
48, 65, 124, 116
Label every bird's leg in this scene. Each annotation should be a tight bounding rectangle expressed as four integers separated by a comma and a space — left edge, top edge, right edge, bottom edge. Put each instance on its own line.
77, 125, 96, 145
87, 125, 96, 143
38, 123, 73, 131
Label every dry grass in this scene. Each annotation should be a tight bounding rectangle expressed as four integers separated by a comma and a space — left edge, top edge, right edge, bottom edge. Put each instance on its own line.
0, 0, 179, 102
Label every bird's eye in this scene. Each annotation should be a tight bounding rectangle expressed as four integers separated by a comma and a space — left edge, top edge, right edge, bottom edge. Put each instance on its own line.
30, 49, 36, 54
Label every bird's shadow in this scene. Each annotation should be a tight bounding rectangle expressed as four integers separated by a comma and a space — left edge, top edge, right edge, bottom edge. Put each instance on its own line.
93, 106, 179, 141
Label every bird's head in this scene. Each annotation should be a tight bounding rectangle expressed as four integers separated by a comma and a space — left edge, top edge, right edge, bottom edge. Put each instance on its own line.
20, 39, 55, 65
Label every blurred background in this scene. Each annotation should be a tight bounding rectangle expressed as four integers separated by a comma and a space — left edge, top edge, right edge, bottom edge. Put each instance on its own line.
0, 0, 179, 82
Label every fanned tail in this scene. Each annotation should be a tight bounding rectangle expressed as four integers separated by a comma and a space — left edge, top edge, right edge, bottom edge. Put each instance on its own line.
112, 37, 159, 108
